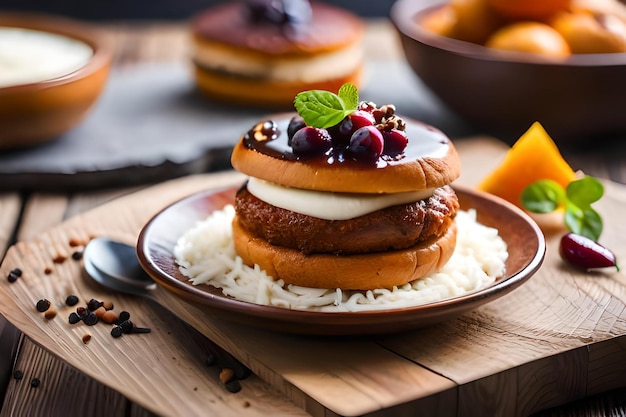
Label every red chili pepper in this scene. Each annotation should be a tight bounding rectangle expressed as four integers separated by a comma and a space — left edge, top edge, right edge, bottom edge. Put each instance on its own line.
559, 233, 619, 271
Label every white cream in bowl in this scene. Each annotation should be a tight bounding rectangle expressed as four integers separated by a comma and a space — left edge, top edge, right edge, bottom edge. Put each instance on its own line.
0, 27, 93, 88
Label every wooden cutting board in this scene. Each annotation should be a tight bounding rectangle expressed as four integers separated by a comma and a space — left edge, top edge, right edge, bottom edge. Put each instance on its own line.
1, 138, 625, 417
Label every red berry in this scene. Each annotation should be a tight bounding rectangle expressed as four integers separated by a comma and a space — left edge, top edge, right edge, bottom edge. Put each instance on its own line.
291, 126, 332, 156
347, 126, 384, 162
559, 233, 619, 271
333, 110, 375, 145
382, 129, 408, 156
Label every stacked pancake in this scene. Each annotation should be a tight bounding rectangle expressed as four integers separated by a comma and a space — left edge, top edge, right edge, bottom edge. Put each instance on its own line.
191, 1, 364, 107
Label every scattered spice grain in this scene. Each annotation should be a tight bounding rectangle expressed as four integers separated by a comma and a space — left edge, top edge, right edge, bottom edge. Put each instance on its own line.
30, 378, 40, 388
65, 295, 79, 306
13, 370, 23, 380
82, 334, 92, 344
44, 309, 57, 320
93, 306, 106, 318
101, 310, 118, 324
71, 251, 83, 261
7, 268, 22, 283
111, 326, 123, 338
53, 255, 66, 264
87, 298, 103, 311
224, 379, 241, 393
68, 312, 81, 324
83, 312, 98, 326
219, 368, 235, 384
35, 299, 51, 312
44, 267, 52, 275
68, 237, 83, 247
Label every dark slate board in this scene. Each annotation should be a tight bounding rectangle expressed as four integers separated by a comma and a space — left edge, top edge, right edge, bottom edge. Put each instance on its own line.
0, 61, 473, 191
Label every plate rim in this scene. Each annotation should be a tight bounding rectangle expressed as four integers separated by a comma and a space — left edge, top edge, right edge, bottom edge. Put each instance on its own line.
136, 184, 546, 335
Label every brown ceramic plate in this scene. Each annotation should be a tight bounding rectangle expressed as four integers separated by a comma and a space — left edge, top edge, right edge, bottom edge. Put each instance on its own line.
137, 185, 545, 335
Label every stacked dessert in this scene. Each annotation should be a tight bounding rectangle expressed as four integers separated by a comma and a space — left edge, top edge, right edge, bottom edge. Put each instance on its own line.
191, 0, 365, 107
230, 83, 461, 290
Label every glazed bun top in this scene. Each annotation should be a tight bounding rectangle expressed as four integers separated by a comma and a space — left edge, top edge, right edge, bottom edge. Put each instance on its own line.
231, 110, 461, 194
192, 1, 364, 56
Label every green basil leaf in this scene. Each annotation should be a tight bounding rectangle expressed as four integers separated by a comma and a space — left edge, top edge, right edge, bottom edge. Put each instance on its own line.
521, 180, 566, 213
294, 87, 354, 128
566, 176, 604, 208
564, 204, 603, 241
338, 83, 359, 111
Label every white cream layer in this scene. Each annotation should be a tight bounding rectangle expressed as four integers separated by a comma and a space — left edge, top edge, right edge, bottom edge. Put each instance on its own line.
0, 27, 93, 88
246, 177, 434, 221
193, 42, 362, 83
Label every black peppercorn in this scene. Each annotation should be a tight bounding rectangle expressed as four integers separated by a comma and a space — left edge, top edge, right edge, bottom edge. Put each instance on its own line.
117, 311, 130, 323
83, 312, 98, 326
36, 299, 51, 312
65, 295, 79, 306
68, 312, 81, 324
87, 298, 103, 311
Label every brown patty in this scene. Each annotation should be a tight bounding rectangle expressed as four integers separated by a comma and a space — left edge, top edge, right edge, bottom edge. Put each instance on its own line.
234, 184, 459, 255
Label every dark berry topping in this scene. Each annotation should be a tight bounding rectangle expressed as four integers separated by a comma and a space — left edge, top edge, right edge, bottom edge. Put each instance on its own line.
347, 126, 384, 162
382, 129, 409, 157
246, 0, 312, 26
287, 115, 306, 145
291, 126, 332, 156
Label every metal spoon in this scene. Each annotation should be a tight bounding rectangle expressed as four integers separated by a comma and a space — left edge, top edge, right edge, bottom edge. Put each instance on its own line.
83, 237, 156, 297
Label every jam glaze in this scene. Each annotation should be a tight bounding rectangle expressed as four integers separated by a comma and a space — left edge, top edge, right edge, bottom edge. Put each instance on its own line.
243, 113, 452, 170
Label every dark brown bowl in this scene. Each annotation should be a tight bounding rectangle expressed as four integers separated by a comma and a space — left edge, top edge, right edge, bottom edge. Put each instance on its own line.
0, 12, 112, 149
390, 0, 626, 145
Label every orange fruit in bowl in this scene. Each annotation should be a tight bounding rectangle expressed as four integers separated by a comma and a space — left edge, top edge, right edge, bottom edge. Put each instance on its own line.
477, 122, 577, 208
485, 22, 571, 57
488, 0, 571, 20
551, 10, 626, 53
420, 5, 457, 38
448, 0, 503, 44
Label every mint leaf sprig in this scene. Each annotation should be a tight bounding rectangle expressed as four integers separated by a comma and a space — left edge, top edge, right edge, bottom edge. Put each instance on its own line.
521, 176, 604, 241
294, 83, 359, 128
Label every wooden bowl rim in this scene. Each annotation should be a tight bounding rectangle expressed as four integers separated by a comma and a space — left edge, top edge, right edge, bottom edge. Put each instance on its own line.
0, 12, 113, 93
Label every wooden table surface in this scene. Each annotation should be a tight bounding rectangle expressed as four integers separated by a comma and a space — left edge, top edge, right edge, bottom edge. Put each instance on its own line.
1, 19, 626, 417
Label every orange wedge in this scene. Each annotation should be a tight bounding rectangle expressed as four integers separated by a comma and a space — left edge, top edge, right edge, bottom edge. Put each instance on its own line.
477, 122, 577, 207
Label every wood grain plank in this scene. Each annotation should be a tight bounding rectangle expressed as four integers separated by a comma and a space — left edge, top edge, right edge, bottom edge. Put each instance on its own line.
18, 194, 68, 241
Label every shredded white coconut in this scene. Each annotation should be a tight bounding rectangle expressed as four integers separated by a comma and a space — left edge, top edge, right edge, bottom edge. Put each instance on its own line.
174, 205, 508, 312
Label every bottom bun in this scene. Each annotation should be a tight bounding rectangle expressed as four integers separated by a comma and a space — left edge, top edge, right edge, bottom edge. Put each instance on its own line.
232, 216, 457, 290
